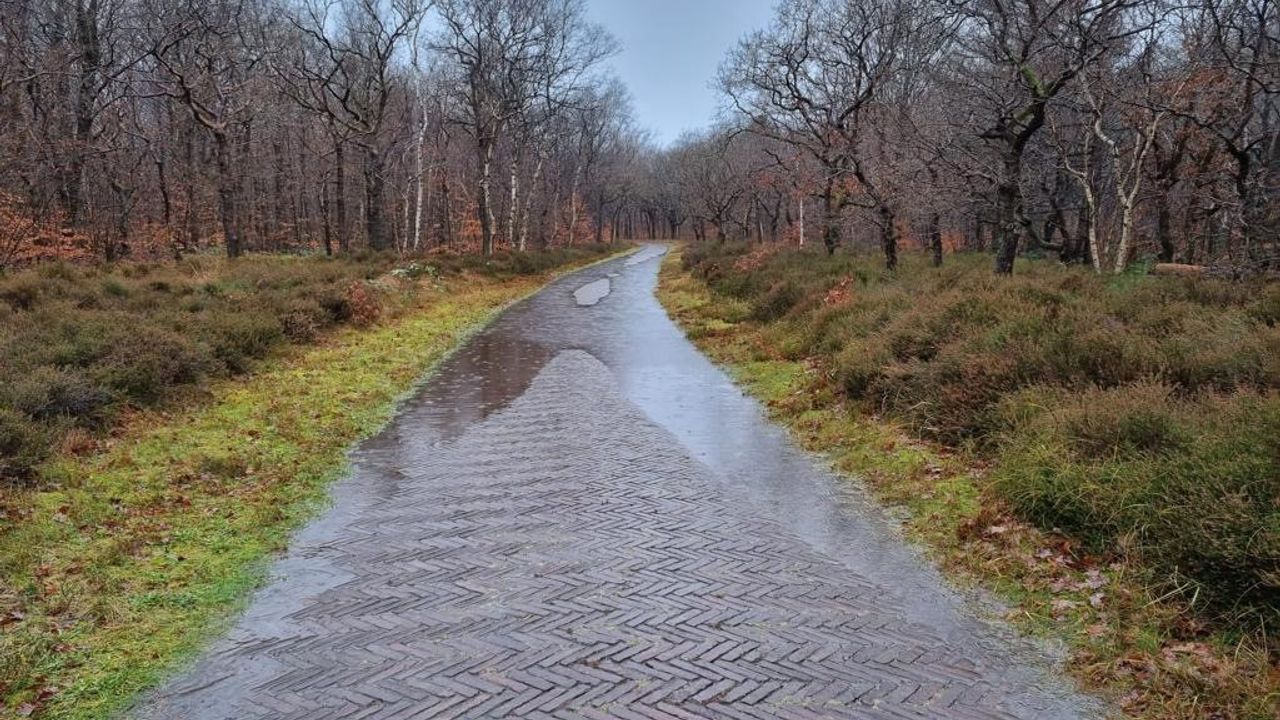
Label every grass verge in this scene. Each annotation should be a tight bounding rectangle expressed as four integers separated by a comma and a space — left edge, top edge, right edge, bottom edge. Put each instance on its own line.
0, 250, 621, 719
657, 247, 1279, 720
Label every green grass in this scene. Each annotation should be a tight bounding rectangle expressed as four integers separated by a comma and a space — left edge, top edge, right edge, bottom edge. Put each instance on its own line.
0, 249, 622, 719
658, 247, 1280, 720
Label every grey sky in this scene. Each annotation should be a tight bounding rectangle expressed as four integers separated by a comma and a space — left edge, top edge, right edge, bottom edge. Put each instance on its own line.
585, 0, 777, 147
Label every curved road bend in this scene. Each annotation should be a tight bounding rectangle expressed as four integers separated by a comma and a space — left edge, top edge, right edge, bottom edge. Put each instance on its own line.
136, 245, 1099, 719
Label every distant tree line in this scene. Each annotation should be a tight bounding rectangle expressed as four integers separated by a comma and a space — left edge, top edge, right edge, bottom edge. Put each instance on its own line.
0, 0, 644, 265
6, 0, 1280, 277
642, 0, 1280, 276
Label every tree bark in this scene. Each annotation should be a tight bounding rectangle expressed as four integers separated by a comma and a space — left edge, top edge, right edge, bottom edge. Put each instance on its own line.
821, 179, 839, 255
507, 151, 520, 248
879, 205, 897, 271
64, 0, 103, 225
928, 212, 943, 267
364, 146, 389, 250
1154, 191, 1175, 263
993, 152, 1022, 275
477, 138, 497, 255
412, 118, 428, 252
319, 178, 333, 256
517, 153, 545, 251
439, 171, 454, 247
213, 132, 241, 258
335, 138, 349, 253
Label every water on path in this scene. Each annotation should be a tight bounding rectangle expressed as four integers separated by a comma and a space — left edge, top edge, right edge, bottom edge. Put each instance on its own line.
136, 245, 1098, 719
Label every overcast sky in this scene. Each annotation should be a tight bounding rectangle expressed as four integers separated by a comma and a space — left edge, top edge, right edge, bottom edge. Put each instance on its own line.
585, 0, 777, 147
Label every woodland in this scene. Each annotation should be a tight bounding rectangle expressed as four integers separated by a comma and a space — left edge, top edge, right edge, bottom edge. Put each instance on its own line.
0, 0, 1278, 276
1, 1, 1280, 717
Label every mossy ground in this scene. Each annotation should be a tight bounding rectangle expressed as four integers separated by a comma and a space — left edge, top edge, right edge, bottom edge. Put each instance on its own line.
657, 247, 1279, 720
0, 252, 620, 720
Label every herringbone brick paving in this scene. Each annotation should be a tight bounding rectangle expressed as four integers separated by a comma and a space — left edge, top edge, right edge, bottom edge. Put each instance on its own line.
138, 345, 1091, 719
137, 249, 1094, 719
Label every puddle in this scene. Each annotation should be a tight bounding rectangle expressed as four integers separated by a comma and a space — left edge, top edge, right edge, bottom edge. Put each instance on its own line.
573, 277, 611, 306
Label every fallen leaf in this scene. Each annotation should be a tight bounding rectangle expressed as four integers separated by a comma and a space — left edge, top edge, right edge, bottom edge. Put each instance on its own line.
1084, 569, 1107, 589
1051, 599, 1080, 614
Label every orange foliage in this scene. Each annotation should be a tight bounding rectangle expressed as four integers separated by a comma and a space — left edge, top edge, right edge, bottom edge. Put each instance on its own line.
343, 281, 382, 326
823, 275, 854, 306
732, 245, 780, 272
0, 193, 92, 267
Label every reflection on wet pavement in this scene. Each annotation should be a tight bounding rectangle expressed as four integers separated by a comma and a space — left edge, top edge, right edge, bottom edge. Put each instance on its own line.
572, 277, 611, 306
136, 243, 1097, 719
366, 243, 1083, 662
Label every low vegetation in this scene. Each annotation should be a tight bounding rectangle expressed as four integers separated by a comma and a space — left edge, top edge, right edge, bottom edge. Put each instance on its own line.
0, 245, 618, 719
0, 247, 610, 486
660, 245, 1280, 719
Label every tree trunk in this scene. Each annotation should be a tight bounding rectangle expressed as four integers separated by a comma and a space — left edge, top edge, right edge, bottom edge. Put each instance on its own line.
1154, 191, 1175, 263
993, 153, 1021, 275
594, 189, 605, 244
65, 0, 102, 225
477, 139, 497, 255
412, 119, 427, 252
928, 212, 943, 267
518, 152, 545, 251
507, 152, 520, 248
319, 178, 333, 256
439, 171, 454, 247
364, 146, 389, 251
798, 195, 805, 247
214, 132, 241, 258
821, 180, 839, 255
1113, 201, 1137, 274
335, 138, 348, 253
154, 153, 172, 227
567, 170, 580, 246
272, 140, 286, 239
879, 205, 898, 271
183, 128, 198, 252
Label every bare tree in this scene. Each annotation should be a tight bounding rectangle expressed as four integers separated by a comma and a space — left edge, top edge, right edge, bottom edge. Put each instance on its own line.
721, 0, 938, 267
146, 0, 271, 257
434, 0, 613, 255
944, 0, 1144, 274
284, 0, 429, 251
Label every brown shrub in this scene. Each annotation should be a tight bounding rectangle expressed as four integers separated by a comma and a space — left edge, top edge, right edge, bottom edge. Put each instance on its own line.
343, 281, 382, 327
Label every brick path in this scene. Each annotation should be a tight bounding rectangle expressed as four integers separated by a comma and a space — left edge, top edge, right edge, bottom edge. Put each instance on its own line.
137, 253, 1094, 719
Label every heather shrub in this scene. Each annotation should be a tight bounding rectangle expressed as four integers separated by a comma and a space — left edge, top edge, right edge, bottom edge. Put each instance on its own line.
426, 243, 617, 277
0, 246, 617, 486
682, 244, 1280, 613
5, 367, 112, 427
750, 280, 805, 321
993, 384, 1280, 610
0, 408, 49, 479
94, 325, 210, 403
200, 312, 283, 373
279, 299, 329, 342
342, 281, 382, 327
